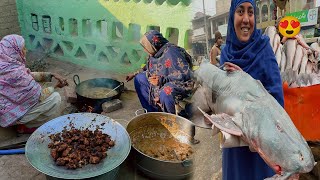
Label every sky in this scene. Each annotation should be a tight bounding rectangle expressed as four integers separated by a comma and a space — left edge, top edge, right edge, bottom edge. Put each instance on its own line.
191, 0, 216, 17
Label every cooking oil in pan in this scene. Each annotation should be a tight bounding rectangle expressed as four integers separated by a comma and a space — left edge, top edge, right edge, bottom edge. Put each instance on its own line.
81, 87, 118, 99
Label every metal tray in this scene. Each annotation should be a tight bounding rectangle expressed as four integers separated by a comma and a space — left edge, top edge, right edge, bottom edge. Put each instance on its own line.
25, 113, 131, 179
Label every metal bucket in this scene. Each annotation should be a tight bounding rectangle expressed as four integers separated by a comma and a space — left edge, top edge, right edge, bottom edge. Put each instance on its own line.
25, 113, 131, 180
126, 111, 195, 180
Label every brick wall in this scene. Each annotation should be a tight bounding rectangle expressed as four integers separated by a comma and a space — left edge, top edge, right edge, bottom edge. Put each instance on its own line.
0, 0, 21, 38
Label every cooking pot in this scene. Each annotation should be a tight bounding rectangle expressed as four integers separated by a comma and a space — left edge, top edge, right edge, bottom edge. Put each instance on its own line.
126, 111, 196, 180
73, 75, 124, 113
25, 113, 131, 180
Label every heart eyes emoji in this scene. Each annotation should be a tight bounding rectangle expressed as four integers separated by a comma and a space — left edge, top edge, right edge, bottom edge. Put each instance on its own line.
280, 20, 288, 28
278, 16, 301, 38
290, 20, 300, 28
279, 20, 300, 29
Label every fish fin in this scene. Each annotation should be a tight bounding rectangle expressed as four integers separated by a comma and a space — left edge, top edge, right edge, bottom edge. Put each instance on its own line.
296, 75, 302, 87
308, 74, 313, 85
281, 69, 298, 84
287, 69, 294, 83
197, 107, 243, 136
298, 73, 308, 87
281, 71, 287, 83
299, 73, 309, 85
293, 70, 299, 83
296, 74, 302, 85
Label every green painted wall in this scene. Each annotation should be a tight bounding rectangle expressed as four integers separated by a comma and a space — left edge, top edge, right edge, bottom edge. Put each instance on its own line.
16, 0, 192, 73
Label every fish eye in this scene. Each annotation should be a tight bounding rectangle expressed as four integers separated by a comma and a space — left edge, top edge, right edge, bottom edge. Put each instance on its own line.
299, 151, 304, 161
276, 123, 283, 132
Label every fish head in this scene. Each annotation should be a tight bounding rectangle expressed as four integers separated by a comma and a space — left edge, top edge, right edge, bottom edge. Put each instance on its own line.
279, 146, 315, 174
276, 123, 316, 174
241, 99, 315, 175
281, 148, 315, 174
275, 116, 315, 173
297, 150, 315, 173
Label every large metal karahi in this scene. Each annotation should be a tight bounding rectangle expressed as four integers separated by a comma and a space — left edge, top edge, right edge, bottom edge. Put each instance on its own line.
73, 75, 124, 113
126, 112, 196, 180
25, 113, 131, 180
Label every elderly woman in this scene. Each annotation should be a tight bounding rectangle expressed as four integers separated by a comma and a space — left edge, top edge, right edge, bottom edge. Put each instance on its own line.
218, 0, 284, 179
126, 30, 194, 116
0, 35, 68, 133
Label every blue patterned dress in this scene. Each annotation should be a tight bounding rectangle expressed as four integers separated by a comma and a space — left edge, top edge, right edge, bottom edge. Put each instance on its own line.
134, 30, 194, 116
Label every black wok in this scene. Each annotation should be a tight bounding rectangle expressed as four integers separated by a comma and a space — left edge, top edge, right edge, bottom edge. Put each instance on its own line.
73, 75, 124, 113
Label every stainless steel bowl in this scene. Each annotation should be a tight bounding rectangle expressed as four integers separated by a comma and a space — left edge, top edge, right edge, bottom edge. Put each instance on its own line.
126, 112, 195, 180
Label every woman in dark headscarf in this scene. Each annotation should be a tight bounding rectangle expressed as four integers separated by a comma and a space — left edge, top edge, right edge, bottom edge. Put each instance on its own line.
126, 30, 194, 116
219, 0, 284, 179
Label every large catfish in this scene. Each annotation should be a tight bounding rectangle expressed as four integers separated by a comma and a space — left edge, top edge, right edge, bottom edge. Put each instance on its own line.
194, 62, 315, 179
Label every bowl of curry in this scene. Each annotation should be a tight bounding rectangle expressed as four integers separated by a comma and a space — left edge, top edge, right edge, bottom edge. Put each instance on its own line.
126, 112, 196, 179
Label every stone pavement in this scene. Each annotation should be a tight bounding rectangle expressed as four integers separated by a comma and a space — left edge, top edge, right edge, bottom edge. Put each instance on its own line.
0, 52, 222, 180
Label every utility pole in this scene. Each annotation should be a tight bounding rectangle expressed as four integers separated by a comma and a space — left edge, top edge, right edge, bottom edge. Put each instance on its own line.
202, 0, 210, 59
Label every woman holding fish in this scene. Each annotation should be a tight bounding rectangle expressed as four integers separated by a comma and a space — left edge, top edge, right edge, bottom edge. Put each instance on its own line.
126, 30, 194, 117
219, 0, 284, 179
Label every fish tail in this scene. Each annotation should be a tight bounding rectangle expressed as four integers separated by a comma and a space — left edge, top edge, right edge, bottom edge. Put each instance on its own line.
281, 72, 287, 83
308, 74, 313, 85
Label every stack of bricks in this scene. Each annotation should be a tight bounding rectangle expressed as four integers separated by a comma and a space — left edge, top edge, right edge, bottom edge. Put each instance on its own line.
0, 0, 21, 38
102, 99, 122, 113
